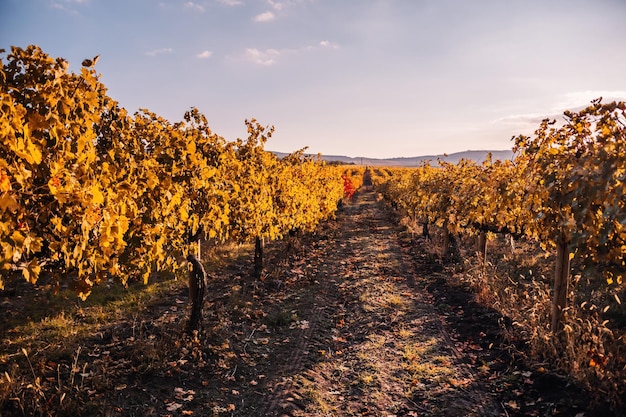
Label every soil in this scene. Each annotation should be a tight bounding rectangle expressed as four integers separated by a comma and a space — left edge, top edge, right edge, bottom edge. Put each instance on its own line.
1, 189, 607, 416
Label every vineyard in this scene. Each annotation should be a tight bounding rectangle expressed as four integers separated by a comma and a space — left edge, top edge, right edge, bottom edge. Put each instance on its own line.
1, 45, 626, 416
0, 45, 363, 298
371, 99, 626, 412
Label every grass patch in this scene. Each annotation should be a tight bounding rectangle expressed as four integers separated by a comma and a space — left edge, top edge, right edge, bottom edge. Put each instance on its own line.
382, 293, 404, 308
358, 371, 379, 386
402, 338, 456, 385
397, 327, 413, 339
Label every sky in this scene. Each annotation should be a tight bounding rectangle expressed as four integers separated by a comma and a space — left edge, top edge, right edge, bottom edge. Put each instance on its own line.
2, 0, 626, 158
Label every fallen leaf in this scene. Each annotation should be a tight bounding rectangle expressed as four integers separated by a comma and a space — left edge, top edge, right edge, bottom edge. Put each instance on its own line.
166, 402, 183, 412
174, 387, 196, 401
506, 400, 519, 410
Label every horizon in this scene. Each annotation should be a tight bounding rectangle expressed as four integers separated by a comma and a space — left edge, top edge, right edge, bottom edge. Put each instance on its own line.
2, 0, 625, 158
271, 148, 514, 160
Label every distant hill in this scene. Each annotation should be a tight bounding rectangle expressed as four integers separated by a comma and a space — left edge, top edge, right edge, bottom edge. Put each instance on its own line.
272, 149, 514, 167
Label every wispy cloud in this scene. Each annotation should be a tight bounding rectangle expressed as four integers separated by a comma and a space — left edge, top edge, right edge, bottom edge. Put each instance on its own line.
217, 0, 242, 6
493, 91, 626, 128
491, 113, 546, 126
256, 0, 309, 20
267, 0, 308, 11
196, 50, 213, 59
184, 1, 205, 12
49, 0, 88, 14
556, 90, 626, 110
267, 0, 284, 11
254, 11, 275, 22
51, 0, 88, 5
318, 40, 339, 49
245, 48, 281, 66
145, 48, 174, 57
243, 40, 339, 66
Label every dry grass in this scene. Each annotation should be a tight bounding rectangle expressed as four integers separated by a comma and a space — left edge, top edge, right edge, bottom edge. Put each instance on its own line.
456, 233, 626, 411
0, 240, 255, 416
400, 217, 626, 412
402, 338, 456, 387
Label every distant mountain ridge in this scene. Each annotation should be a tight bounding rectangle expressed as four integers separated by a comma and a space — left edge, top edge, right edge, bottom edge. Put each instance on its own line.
272, 149, 514, 167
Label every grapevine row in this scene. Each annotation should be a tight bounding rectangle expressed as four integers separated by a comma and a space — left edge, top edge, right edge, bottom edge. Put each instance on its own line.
374, 99, 626, 331
0, 45, 357, 298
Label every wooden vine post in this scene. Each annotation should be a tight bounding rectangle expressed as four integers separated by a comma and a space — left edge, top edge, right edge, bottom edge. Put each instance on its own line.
551, 232, 571, 333
186, 254, 207, 334
440, 220, 459, 260
441, 221, 451, 259
254, 236, 264, 279
422, 220, 430, 240
477, 231, 487, 264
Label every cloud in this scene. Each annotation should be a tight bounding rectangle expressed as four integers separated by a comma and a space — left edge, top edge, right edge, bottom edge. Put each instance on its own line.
245, 48, 281, 66
184, 1, 205, 12
243, 40, 339, 66
257, 0, 310, 19
145, 48, 174, 57
319, 40, 339, 49
217, 0, 242, 5
492, 113, 546, 126
268, 0, 284, 11
254, 11, 275, 22
556, 90, 626, 110
267, 0, 308, 11
196, 50, 213, 59
493, 91, 626, 128
51, 0, 88, 4
49, 0, 88, 14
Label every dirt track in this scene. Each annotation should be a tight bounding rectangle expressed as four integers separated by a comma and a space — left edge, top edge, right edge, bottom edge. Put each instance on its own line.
245, 189, 497, 416
1, 188, 594, 416
215, 189, 590, 416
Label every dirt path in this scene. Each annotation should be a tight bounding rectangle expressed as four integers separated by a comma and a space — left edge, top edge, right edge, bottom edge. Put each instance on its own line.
225, 188, 592, 417
2, 188, 593, 416
231, 190, 503, 416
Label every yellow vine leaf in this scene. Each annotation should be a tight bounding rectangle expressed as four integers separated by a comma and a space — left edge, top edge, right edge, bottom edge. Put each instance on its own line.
0, 170, 11, 192
142, 268, 151, 285
21, 260, 41, 284
187, 140, 196, 155
21, 125, 43, 165
146, 172, 159, 189
0, 192, 19, 212
78, 290, 91, 301
27, 143, 42, 165
179, 205, 189, 222
91, 185, 105, 205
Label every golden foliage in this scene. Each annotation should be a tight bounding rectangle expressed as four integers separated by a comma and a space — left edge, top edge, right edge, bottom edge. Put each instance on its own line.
0, 46, 345, 294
